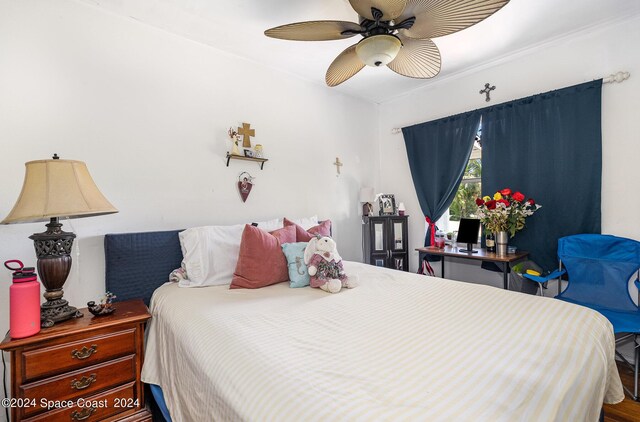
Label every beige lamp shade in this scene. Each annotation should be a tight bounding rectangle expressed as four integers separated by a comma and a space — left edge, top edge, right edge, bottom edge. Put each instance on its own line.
359, 187, 376, 203
2, 159, 118, 224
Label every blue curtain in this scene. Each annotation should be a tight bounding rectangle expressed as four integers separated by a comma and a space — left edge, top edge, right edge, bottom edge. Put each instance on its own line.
482, 80, 602, 271
403, 111, 481, 246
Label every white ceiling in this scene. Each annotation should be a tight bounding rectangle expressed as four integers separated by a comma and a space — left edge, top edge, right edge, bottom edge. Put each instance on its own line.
79, 0, 640, 103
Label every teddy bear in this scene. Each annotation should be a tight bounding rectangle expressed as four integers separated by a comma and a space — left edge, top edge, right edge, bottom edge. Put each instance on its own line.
303, 236, 356, 293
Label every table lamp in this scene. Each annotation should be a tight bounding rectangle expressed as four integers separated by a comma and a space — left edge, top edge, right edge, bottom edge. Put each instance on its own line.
359, 187, 376, 216
2, 155, 118, 327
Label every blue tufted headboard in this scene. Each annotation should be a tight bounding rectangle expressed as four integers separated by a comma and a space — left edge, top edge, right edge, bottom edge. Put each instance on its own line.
104, 222, 330, 305
104, 230, 184, 305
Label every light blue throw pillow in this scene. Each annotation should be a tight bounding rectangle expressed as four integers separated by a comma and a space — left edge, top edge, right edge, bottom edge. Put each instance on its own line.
282, 242, 309, 288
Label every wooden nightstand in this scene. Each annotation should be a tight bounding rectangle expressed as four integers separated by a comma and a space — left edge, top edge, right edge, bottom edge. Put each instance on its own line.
0, 299, 152, 421
363, 215, 409, 271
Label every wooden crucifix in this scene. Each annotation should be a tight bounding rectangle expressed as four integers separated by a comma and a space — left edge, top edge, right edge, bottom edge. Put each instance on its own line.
480, 83, 496, 102
333, 157, 343, 175
237, 122, 255, 148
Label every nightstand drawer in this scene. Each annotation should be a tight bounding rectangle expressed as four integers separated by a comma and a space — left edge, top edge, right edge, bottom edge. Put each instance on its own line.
23, 382, 137, 422
20, 355, 136, 418
23, 329, 136, 381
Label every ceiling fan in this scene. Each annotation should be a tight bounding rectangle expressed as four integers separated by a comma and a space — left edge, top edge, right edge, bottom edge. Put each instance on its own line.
265, 0, 510, 87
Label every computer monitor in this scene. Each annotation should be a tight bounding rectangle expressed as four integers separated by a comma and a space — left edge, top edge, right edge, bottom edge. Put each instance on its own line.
456, 218, 481, 253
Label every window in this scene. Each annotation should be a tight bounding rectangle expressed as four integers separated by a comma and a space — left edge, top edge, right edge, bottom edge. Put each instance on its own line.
436, 129, 482, 237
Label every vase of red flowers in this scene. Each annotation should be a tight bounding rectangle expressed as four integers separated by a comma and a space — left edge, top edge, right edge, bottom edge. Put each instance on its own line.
476, 188, 541, 255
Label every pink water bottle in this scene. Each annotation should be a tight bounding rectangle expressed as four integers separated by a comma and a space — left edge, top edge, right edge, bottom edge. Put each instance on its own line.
5, 260, 41, 338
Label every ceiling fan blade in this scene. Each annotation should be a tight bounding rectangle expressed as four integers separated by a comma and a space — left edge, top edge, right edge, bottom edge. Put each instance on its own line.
397, 0, 510, 39
325, 44, 365, 87
349, 0, 407, 21
387, 36, 441, 78
265, 21, 362, 41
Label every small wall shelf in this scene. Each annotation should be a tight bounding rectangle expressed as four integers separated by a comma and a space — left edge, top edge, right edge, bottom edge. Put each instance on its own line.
226, 153, 268, 170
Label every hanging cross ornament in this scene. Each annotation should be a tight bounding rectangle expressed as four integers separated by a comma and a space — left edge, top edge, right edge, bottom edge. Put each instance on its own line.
333, 157, 343, 176
237, 122, 255, 148
479, 83, 496, 102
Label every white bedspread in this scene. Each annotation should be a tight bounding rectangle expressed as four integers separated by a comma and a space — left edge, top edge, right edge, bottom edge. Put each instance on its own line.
142, 261, 624, 422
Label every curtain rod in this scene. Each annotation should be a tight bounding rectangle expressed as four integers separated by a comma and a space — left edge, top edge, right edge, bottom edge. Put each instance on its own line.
390, 71, 630, 134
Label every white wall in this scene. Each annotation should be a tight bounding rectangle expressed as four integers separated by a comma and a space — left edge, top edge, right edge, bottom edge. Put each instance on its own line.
377, 16, 640, 286
0, 0, 378, 344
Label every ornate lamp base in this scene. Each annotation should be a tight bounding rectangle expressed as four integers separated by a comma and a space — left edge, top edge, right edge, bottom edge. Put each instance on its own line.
30, 217, 84, 328
40, 291, 83, 328
362, 202, 373, 216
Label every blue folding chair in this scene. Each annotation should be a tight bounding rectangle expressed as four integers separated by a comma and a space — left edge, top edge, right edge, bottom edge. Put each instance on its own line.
525, 234, 640, 400
520, 268, 566, 297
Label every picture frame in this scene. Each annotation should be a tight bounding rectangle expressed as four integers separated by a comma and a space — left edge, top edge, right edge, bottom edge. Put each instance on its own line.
243, 149, 254, 158
378, 194, 396, 216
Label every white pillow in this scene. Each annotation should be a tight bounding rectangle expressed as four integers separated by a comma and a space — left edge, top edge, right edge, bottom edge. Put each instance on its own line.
289, 215, 319, 230
254, 218, 283, 231
178, 224, 245, 287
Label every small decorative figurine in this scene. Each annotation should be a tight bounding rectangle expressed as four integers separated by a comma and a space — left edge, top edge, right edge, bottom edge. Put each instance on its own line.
228, 127, 242, 156
87, 291, 117, 316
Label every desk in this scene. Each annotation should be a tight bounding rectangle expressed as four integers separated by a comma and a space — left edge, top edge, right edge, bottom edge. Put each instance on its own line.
415, 246, 529, 289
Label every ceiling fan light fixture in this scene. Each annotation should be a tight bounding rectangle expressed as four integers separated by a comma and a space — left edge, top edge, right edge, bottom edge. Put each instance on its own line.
356, 34, 401, 67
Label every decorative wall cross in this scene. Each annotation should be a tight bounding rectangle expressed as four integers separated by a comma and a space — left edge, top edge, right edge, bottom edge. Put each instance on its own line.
237, 122, 255, 148
333, 157, 343, 175
479, 83, 496, 102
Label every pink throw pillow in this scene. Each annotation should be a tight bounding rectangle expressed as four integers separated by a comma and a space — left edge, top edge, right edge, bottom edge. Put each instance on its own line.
230, 225, 296, 289
283, 218, 332, 242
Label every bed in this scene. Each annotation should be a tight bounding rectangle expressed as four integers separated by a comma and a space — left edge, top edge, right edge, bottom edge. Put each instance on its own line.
105, 230, 624, 421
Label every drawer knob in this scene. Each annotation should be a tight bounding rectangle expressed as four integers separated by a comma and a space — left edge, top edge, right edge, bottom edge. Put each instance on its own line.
70, 373, 97, 390
71, 406, 97, 421
71, 344, 98, 360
